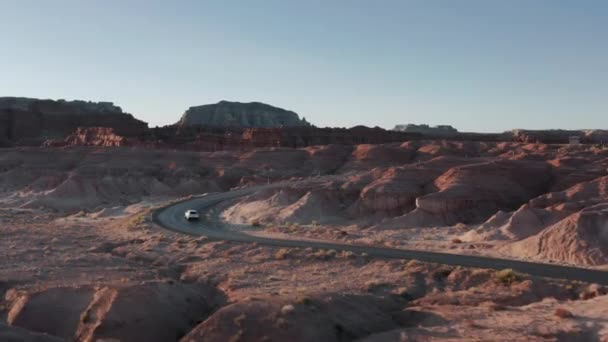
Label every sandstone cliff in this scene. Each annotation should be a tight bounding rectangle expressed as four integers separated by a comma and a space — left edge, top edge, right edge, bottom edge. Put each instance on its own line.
177, 100, 310, 128
0, 97, 147, 146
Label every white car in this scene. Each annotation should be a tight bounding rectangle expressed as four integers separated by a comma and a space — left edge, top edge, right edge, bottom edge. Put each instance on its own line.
184, 209, 199, 221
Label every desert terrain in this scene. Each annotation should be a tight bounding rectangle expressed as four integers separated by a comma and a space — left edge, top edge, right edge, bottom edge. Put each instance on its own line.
1, 139, 608, 341
0, 98, 607, 341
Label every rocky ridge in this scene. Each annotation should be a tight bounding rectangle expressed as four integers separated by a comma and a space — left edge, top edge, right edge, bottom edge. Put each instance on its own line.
0, 97, 147, 146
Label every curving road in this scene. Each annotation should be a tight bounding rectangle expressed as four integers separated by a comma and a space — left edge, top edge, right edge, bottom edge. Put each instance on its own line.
153, 184, 608, 285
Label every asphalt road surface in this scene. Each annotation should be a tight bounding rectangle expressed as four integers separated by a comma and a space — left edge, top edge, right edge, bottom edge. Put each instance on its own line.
153, 184, 608, 285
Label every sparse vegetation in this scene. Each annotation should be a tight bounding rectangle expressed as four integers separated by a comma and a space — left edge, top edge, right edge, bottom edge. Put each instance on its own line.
295, 295, 313, 305
494, 268, 522, 285
405, 259, 419, 268
340, 250, 355, 258
396, 287, 411, 299
454, 222, 467, 230
432, 267, 453, 280
123, 209, 153, 231
274, 248, 290, 260
365, 280, 388, 292
310, 249, 337, 260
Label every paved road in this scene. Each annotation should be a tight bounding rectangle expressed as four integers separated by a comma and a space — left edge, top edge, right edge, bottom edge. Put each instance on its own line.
153, 185, 608, 285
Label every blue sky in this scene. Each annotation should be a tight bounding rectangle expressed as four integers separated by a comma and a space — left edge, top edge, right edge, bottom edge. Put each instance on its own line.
0, 1, 606, 131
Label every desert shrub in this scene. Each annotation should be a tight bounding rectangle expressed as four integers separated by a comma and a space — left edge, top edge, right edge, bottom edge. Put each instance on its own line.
123, 209, 152, 231
365, 280, 388, 292
454, 222, 467, 230
274, 248, 290, 260
451, 238, 463, 244
310, 249, 336, 260
340, 250, 355, 258
396, 287, 411, 299
405, 259, 419, 268
495, 268, 521, 285
295, 296, 313, 305
432, 267, 453, 280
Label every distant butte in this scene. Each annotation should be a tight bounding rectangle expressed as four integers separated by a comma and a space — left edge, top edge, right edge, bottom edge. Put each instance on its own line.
177, 100, 311, 128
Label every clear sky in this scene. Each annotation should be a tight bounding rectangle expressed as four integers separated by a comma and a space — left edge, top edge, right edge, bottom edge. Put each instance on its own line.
1, 0, 606, 131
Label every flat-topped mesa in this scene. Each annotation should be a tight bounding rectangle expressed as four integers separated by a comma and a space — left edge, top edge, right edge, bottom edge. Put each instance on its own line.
0, 97, 148, 146
177, 100, 311, 128
393, 124, 458, 136
0, 97, 123, 114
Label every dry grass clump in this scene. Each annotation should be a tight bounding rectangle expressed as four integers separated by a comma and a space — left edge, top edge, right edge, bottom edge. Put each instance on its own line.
365, 280, 389, 292
494, 268, 522, 285
340, 250, 355, 258
274, 248, 291, 260
454, 223, 468, 230
310, 249, 337, 260
405, 259, 420, 268
122, 208, 153, 231
295, 295, 313, 305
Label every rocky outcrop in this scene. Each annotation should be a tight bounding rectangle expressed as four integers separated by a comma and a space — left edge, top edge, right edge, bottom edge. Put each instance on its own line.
0, 97, 147, 146
511, 129, 608, 144
506, 203, 608, 265
182, 294, 401, 342
413, 160, 552, 224
63, 127, 127, 147
177, 100, 310, 128
4, 282, 225, 342
462, 204, 567, 242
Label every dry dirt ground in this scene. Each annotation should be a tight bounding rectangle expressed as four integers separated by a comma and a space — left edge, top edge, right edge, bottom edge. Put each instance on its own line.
1, 207, 607, 341
1, 143, 608, 341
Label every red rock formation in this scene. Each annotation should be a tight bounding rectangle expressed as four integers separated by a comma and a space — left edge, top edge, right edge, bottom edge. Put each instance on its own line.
63, 127, 128, 147
0, 97, 147, 146
507, 203, 608, 265
413, 160, 552, 224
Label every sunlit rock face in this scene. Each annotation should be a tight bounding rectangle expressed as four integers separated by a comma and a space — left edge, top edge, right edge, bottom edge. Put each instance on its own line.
0, 97, 147, 146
